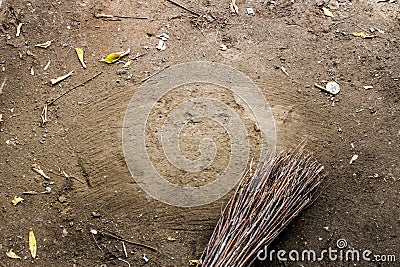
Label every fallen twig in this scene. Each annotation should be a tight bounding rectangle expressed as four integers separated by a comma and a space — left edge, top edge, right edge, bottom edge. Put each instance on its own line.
47, 71, 103, 106
118, 258, 131, 267
97, 229, 157, 251
166, 0, 202, 16
47, 169, 85, 184
142, 66, 170, 82
91, 230, 103, 253
95, 13, 148, 19
122, 241, 128, 258
31, 164, 51, 180
0, 77, 6, 94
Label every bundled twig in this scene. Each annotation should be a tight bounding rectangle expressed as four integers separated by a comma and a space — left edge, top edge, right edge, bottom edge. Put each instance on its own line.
198, 145, 324, 267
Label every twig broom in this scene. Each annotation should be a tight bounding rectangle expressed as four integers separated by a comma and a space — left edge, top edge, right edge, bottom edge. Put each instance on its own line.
197, 145, 324, 267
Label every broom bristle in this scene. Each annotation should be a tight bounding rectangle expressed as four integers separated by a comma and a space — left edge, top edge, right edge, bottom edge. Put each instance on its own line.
198, 145, 324, 267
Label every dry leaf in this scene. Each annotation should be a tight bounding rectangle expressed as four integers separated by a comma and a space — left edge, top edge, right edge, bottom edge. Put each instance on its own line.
75, 48, 87, 69
189, 259, 202, 265
123, 60, 132, 68
102, 48, 130, 63
322, 7, 333, 17
167, 236, 176, 241
229, 0, 239, 14
12, 196, 24, 206
31, 163, 50, 180
351, 32, 376, 39
41, 104, 48, 124
6, 250, 21, 259
29, 228, 37, 259
50, 71, 74, 85
35, 40, 52, 49
16, 23, 23, 37
30, 67, 35, 76
0, 114, 3, 122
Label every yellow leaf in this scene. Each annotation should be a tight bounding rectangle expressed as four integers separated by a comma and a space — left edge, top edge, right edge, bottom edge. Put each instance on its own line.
104, 53, 121, 63
102, 48, 130, 63
12, 196, 24, 206
29, 228, 37, 259
123, 60, 132, 68
322, 7, 333, 17
6, 250, 21, 259
351, 32, 376, 39
75, 48, 86, 69
167, 236, 176, 241
0, 114, 3, 122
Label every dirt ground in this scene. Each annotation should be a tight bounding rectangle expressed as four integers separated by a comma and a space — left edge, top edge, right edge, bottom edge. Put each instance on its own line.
0, 0, 399, 266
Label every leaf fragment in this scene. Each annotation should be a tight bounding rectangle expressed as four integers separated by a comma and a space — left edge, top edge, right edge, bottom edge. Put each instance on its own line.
29, 228, 37, 259
12, 196, 24, 206
156, 40, 166, 51
35, 40, 52, 49
41, 104, 48, 124
0, 114, 3, 122
102, 48, 130, 63
351, 32, 376, 39
229, 0, 239, 14
189, 259, 202, 265
31, 163, 51, 180
167, 236, 176, 241
75, 48, 86, 69
44, 60, 51, 71
322, 7, 333, 17
6, 250, 21, 259
16, 23, 23, 37
349, 154, 358, 164
50, 71, 74, 85
123, 60, 132, 68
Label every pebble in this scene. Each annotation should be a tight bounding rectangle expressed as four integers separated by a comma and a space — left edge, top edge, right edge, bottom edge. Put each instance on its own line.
116, 69, 127, 75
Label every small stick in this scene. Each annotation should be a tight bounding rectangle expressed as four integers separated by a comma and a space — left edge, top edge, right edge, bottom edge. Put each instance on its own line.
314, 83, 325, 90
48, 169, 85, 184
142, 66, 170, 82
47, 71, 103, 106
166, 0, 202, 17
116, 15, 148, 19
0, 77, 6, 94
95, 13, 148, 19
91, 231, 103, 253
98, 230, 157, 251
122, 241, 128, 258
118, 258, 131, 267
